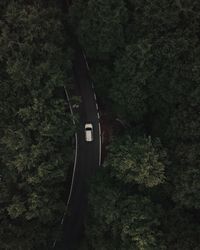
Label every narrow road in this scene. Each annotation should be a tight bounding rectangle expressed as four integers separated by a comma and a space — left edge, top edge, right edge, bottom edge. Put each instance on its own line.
56, 49, 101, 250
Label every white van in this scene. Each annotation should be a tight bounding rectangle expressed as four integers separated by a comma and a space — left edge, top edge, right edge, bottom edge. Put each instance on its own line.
85, 123, 93, 142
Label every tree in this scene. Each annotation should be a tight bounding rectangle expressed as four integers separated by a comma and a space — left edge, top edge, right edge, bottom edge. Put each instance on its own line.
69, 0, 128, 58
84, 170, 166, 250
71, 0, 200, 248
105, 135, 167, 188
110, 44, 151, 122
119, 196, 166, 250
169, 97, 200, 209
0, 1, 74, 249
165, 208, 200, 250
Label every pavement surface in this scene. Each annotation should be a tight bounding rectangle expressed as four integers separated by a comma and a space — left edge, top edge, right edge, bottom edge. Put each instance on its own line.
56, 49, 100, 250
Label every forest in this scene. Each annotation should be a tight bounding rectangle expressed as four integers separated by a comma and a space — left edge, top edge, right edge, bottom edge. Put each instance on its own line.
0, 0, 200, 249
0, 1, 74, 249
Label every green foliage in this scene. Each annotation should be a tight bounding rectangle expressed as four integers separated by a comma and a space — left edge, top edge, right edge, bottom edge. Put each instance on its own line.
84, 171, 166, 250
1, 0, 199, 248
110, 44, 148, 121
0, 1, 73, 249
165, 208, 200, 250
71, 0, 200, 248
119, 196, 165, 250
169, 97, 200, 209
106, 136, 166, 187
69, 0, 128, 58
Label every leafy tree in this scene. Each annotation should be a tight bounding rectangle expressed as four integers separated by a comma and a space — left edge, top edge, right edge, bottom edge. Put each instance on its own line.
0, 1, 74, 249
119, 196, 166, 250
168, 94, 200, 209
110, 44, 150, 122
69, 0, 128, 58
71, 0, 200, 248
84, 170, 166, 250
165, 208, 200, 250
105, 136, 167, 188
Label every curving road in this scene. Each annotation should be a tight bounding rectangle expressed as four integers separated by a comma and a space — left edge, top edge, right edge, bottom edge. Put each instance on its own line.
55, 48, 101, 250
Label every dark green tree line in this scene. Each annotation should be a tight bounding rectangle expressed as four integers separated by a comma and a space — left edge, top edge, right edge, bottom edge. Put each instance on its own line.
0, 1, 74, 249
84, 136, 167, 250
69, 0, 200, 249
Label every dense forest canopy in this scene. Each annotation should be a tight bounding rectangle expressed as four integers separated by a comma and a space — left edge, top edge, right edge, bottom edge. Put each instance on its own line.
0, 0, 200, 249
0, 1, 74, 249
69, 0, 200, 249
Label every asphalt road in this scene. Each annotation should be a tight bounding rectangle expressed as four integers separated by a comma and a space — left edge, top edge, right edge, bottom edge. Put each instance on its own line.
56, 49, 101, 250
